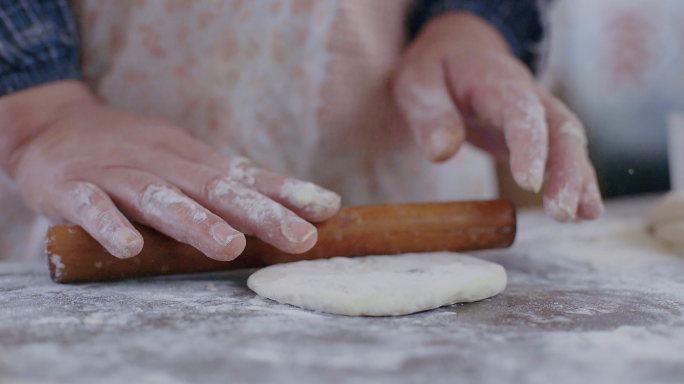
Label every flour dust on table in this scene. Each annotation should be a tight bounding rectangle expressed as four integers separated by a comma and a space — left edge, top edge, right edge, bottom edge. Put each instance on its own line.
247, 252, 507, 316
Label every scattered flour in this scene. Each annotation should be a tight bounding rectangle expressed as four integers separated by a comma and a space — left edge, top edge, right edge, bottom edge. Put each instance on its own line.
3, 198, 684, 383
519, 220, 681, 271
49, 254, 65, 279
30, 316, 81, 326
192, 211, 207, 222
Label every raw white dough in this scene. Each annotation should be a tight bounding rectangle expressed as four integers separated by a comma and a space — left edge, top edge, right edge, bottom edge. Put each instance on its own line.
246, 252, 507, 317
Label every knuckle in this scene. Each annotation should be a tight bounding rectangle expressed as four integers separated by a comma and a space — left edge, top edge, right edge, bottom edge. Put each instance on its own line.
136, 182, 178, 214
226, 158, 256, 186
203, 176, 232, 201
91, 210, 119, 234
556, 120, 588, 148
393, 65, 423, 96
65, 182, 120, 233
138, 183, 162, 207
68, 182, 101, 216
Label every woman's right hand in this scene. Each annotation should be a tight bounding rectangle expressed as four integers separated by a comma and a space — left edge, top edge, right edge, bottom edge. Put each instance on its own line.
0, 81, 341, 261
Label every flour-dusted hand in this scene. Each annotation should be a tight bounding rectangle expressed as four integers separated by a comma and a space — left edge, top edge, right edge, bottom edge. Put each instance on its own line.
393, 12, 603, 222
0, 81, 340, 260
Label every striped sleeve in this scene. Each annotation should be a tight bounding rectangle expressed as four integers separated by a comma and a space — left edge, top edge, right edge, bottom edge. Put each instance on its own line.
0, 0, 81, 96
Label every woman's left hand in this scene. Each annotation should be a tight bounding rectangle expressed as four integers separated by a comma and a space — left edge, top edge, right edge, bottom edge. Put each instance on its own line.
393, 11, 604, 222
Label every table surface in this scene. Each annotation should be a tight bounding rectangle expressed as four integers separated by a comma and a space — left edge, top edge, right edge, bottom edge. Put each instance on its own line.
2, 197, 684, 384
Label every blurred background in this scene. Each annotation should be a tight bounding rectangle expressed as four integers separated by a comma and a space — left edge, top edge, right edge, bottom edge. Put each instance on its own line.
500, 0, 684, 207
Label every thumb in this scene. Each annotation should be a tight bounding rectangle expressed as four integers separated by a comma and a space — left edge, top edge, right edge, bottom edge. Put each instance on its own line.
393, 55, 466, 163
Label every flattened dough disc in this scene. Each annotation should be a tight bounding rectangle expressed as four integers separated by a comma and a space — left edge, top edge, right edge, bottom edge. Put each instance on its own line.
246, 252, 507, 316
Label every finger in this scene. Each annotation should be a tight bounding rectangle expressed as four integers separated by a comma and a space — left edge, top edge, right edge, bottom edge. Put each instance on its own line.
89, 169, 246, 261
540, 92, 601, 222
215, 157, 340, 222
147, 157, 318, 254
393, 52, 466, 162
48, 181, 143, 259
458, 78, 549, 193
463, 116, 510, 162
577, 165, 604, 220
162, 139, 341, 222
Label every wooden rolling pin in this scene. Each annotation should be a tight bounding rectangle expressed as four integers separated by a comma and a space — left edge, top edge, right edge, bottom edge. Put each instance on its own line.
46, 200, 516, 283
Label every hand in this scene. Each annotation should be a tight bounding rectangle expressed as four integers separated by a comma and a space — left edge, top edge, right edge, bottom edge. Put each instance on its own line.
0, 81, 340, 260
393, 12, 604, 222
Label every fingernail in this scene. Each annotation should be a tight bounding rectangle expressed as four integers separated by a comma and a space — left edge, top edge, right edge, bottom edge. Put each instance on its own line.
528, 159, 545, 193
282, 219, 317, 244
427, 127, 460, 162
515, 159, 545, 193
211, 223, 240, 246
581, 184, 605, 218
115, 227, 142, 258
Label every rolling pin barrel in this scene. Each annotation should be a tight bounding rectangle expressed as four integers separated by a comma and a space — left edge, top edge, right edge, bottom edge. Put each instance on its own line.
46, 200, 516, 283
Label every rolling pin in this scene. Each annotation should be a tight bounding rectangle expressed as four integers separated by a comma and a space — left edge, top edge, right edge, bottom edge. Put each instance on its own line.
46, 200, 516, 283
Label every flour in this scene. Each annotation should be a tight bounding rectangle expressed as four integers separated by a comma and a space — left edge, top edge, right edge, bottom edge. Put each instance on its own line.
192, 211, 207, 222
138, 184, 206, 224
72, 185, 95, 210
30, 316, 81, 326
226, 157, 256, 186
519, 220, 681, 271
209, 178, 285, 227
279, 180, 340, 216
558, 121, 588, 145
280, 181, 317, 207
82, 316, 105, 326
543, 178, 577, 221
71, 184, 125, 252
490, 81, 547, 192
49, 254, 64, 279
209, 178, 314, 242
4, 198, 684, 384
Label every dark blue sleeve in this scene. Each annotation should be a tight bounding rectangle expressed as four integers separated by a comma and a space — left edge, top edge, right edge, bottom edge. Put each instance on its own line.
408, 0, 547, 70
0, 0, 81, 96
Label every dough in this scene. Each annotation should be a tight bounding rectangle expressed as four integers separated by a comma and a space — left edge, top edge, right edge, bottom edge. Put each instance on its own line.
646, 191, 684, 228
246, 252, 507, 316
646, 191, 684, 251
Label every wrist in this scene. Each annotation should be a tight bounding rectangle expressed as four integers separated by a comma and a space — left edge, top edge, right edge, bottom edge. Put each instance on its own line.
0, 80, 98, 176
409, 0, 544, 70
422, 11, 513, 55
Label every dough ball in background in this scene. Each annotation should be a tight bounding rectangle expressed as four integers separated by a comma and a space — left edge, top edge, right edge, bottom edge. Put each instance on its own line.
645, 191, 684, 252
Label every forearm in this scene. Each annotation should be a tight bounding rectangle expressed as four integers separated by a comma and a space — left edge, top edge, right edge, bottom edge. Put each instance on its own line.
0, 0, 81, 95
408, 0, 548, 70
